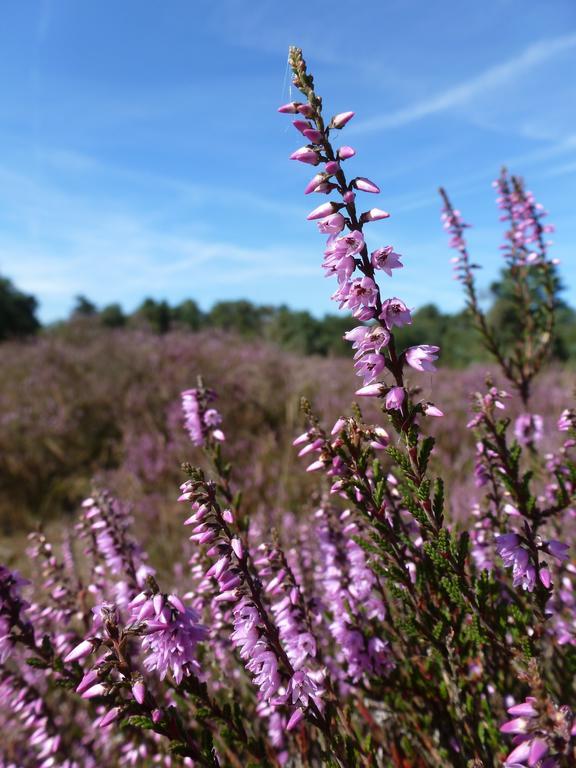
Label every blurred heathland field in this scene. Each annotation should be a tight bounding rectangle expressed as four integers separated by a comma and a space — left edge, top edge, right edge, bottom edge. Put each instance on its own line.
1, 322, 572, 573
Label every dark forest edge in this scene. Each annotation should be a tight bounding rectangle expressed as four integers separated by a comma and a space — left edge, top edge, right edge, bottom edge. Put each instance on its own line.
2, 270, 576, 367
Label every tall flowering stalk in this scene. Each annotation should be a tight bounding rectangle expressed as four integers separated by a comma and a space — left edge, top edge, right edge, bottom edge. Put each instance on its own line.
440, 170, 559, 404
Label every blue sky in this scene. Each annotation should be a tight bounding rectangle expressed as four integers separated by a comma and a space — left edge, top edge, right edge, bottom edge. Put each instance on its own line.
0, 0, 575, 322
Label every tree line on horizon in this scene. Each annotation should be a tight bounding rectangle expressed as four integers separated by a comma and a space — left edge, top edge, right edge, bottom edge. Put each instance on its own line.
2, 271, 576, 367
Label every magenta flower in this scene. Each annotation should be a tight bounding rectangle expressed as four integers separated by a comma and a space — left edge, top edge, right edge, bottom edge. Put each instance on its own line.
514, 413, 543, 446
385, 387, 405, 411
371, 246, 403, 275
128, 591, 206, 685
495, 534, 536, 592
317, 213, 345, 235
379, 298, 412, 329
405, 345, 440, 372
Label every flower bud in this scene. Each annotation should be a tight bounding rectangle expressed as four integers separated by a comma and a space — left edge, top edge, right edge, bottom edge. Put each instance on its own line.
64, 639, 94, 663
360, 208, 390, 223
331, 111, 355, 128
278, 102, 300, 114
290, 147, 320, 166
307, 201, 343, 221
353, 177, 380, 194
338, 145, 356, 160
303, 128, 324, 144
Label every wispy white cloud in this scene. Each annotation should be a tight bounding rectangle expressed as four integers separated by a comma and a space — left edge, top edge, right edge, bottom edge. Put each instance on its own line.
352, 33, 576, 134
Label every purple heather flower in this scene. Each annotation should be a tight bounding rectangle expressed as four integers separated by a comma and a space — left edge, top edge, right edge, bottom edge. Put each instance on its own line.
495, 534, 537, 592
230, 596, 281, 701
182, 388, 225, 447
514, 413, 544, 446
128, 592, 206, 684
371, 246, 403, 275
385, 387, 405, 411
379, 298, 412, 329
317, 212, 346, 235
558, 409, 575, 432
405, 345, 440, 372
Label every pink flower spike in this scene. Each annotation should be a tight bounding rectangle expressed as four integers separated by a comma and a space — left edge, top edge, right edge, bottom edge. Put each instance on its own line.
303, 128, 324, 144
307, 201, 342, 221
290, 147, 320, 166
332, 111, 355, 129
356, 383, 383, 397
278, 102, 300, 114
338, 145, 356, 160
361, 208, 390, 223
353, 177, 380, 194
304, 173, 326, 194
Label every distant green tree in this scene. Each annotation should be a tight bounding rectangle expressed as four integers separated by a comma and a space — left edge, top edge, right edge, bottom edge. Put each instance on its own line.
72, 295, 98, 318
100, 303, 127, 328
207, 300, 269, 336
133, 298, 172, 334
265, 306, 319, 354
172, 299, 204, 331
0, 275, 40, 341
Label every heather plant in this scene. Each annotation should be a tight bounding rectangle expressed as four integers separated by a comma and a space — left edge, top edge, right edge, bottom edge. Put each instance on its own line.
1, 47, 576, 768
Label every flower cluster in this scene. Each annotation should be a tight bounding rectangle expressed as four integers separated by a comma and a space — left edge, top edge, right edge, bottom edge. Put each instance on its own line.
182, 385, 225, 446
500, 696, 575, 766
280, 47, 439, 415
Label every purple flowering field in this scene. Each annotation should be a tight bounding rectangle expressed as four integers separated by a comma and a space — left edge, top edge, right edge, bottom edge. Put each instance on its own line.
2, 45, 576, 768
